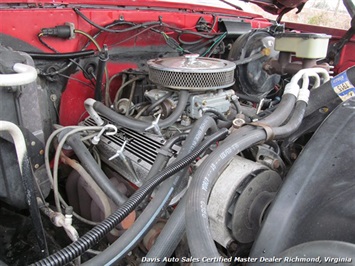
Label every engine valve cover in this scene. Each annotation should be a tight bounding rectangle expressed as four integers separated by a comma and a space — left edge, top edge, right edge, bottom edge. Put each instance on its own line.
85, 116, 178, 186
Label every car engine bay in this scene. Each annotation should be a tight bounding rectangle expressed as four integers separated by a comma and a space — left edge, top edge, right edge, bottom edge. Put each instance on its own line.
1, 1, 355, 265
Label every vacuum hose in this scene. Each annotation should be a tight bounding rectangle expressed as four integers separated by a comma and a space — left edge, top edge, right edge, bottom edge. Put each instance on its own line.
66, 133, 127, 206
91, 90, 190, 132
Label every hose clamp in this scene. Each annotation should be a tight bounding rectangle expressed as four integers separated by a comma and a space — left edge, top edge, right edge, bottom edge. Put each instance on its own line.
249, 121, 275, 142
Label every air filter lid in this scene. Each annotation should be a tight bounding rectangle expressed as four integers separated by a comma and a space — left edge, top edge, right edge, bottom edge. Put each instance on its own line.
148, 54, 236, 91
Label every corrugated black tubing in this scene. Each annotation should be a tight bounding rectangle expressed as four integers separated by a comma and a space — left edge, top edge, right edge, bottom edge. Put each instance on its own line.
32, 128, 228, 266
140, 115, 218, 266
83, 115, 218, 266
82, 134, 188, 266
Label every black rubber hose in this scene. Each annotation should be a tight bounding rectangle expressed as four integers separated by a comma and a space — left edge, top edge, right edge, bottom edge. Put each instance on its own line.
280, 110, 328, 164
147, 133, 188, 180
144, 92, 173, 115
185, 93, 300, 265
74, 8, 160, 33
231, 93, 297, 140
273, 101, 307, 139
93, 91, 190, 132
235, 93, 260, 103
231, 95, 243, 114
140, 116, 218, 265
142, 196, 187, 266
32, 129, 228, 266
27, 50, 95, 60
202, 108, 229, 121
186, 128, 266, 266
82, 134, 187, 266
66, 133, 128, 206
83, 115, 218, 266
83, 135, 187, 266
234, 94, 295, 135
84, 178, 172, 266
305, 66, 355, 116
94, 46, 108, 102
261, 94, 296, 126
281, 67, 355, 162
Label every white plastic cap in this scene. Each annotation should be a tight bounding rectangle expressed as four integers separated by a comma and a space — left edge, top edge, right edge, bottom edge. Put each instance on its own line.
298, 89, 310, 104
284, 82, 300, 97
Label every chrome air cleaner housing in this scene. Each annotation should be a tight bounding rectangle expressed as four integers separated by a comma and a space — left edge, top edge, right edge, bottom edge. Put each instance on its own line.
147, 54, 236, 91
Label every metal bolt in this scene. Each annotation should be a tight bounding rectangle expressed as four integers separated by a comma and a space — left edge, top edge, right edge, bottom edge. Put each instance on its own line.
290, 153, 298, 160
50, 94, 57, 102
232, 118, 245, 128
319, 107, 329, 114
263, 64, 271, 71
228, 241, 238, 251
34, 164, 39, 169
272, 160, 280, 169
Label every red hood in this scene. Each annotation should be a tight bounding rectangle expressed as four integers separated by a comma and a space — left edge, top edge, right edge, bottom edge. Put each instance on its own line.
0, 0, 303, 18
0, 0, 257, 16
239, 0, 308, 15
